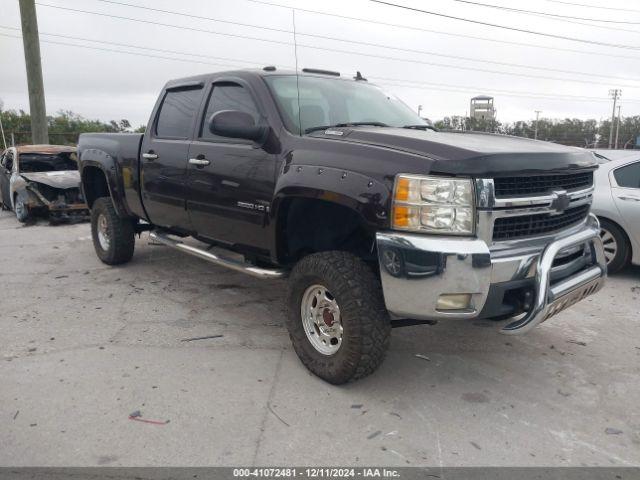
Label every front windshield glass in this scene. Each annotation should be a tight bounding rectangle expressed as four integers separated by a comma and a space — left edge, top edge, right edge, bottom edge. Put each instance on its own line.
19, 152, 78, 173
265, 75, 426, 134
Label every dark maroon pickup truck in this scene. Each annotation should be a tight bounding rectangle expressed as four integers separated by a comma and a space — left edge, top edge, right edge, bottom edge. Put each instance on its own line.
78, 67, 606, 383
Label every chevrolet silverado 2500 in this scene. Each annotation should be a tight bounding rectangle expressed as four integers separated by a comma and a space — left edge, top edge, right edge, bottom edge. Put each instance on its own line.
78, 68, 606, 384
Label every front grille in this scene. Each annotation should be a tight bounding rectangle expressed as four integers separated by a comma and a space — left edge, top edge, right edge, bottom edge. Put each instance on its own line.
494, 172, 593, 197
492, 204, 590, 241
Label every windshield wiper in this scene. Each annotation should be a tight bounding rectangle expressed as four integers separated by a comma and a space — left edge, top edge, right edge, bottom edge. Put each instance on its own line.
403, 124, 438, 132
305, 122, 389, 134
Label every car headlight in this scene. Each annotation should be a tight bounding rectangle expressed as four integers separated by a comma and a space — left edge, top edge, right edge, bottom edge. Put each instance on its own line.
392, 174, 475, 235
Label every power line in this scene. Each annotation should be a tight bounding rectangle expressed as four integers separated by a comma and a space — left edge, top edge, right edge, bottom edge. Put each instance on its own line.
5, 30, 640, 107
6, 26, 635, 103
297, 43, 640, 89
543, 0, 640, 14
297, 37, 640, 83
93, 0, 295, 35
31, 4, 640, 89
52, 0, 640, 62
446, 0, 640, 35
375, 79, 640, 105
5, 33, 640, 114
369, 0, 640, 50
0, 32, 249, 70
450, 0, 640, 24
65, 1, 640, 82
0, 25, 261, 67
35, 3, 294, 47
245, 0, 640, 61
370, 75, 640, 104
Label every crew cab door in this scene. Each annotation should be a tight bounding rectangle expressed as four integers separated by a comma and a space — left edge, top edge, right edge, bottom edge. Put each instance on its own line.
140, 84, 204, 230
610, 160, 640, 242
187, 80, 276, 252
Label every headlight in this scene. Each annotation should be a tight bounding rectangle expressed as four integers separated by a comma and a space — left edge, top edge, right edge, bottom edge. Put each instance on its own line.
392, 174, 475, 235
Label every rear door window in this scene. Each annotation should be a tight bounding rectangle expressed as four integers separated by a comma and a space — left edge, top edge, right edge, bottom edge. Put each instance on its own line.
155, 87, 203, 139
613, 162, 640, 189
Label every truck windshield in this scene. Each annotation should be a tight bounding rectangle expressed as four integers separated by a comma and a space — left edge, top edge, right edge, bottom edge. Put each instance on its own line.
265, 75, 427, 135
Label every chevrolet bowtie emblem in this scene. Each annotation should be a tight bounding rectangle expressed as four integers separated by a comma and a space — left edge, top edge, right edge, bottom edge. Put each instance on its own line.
550, 190, 571, 214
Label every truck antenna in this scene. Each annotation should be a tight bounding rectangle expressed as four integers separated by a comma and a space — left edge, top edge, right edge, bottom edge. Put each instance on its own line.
292, 9, 302, 136
354, 71, 367, 81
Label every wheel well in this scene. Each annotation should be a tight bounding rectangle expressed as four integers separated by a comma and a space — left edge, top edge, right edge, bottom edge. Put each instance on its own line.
598, 215, 632, 256
276, 197, 376, 265
81, 166, 110, 209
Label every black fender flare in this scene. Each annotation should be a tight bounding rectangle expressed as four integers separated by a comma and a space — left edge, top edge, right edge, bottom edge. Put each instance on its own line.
79, 149, 133, 218
269, 164, 392, 260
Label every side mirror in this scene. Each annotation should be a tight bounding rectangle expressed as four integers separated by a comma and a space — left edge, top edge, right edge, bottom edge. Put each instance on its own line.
208, 110, 267, 143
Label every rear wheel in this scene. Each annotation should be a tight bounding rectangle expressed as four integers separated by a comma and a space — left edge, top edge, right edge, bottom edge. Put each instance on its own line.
599, 218, 630, 274
91, 197, 135, 265
286, 251, 391, 384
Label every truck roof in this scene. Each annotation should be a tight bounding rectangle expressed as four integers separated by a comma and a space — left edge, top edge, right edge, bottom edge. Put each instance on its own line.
164, 67, 359, 89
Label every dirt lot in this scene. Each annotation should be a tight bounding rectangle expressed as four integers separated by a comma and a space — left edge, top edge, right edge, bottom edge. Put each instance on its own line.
1, 210, 639, 467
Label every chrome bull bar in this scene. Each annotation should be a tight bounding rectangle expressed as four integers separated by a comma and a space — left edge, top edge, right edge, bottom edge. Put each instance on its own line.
500, 214, 607, 335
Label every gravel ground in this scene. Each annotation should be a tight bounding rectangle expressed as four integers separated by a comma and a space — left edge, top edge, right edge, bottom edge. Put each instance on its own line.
1, 210, 639, 467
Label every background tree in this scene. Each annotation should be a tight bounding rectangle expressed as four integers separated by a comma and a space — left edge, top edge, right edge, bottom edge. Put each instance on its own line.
0, 109, 146, 146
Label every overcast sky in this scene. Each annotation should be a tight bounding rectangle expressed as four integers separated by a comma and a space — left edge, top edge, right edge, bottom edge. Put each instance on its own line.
1, 0, 639, 127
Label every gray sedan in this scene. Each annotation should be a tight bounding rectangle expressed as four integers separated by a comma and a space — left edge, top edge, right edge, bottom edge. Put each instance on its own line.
591, 150, 640, 273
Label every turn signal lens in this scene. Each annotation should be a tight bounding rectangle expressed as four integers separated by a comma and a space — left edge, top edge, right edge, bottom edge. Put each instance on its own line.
395, 177, 410, 202
393, 205, 420, 229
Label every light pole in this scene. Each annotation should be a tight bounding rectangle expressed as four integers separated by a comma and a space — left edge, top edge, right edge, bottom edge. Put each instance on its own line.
608, 89, 621, 149
534, 110, 541, 140
615, 105, 621, 150
19, 0, 49, 144
0, 99, 7, 150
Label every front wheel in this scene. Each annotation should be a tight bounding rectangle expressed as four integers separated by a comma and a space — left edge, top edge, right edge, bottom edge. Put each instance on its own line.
286, 251, 391, 384
15, 195, 31, 223
91, 197, 135, 265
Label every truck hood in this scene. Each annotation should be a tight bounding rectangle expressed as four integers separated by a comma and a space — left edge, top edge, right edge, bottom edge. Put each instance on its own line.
20, 171, 81, 189
309, 127, 597, 176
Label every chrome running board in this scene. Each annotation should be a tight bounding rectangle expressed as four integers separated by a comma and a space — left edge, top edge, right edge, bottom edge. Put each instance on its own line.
149, 231, 287, 279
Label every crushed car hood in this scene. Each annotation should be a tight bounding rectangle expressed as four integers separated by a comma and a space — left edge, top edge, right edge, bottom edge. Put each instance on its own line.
310, 127, 597, 176
20, 171, 81, 189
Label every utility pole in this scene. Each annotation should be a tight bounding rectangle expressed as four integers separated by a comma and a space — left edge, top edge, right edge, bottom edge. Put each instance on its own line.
615, 105, 621, 150
19, 0, 49, 145
417, 105, 423, 117
608, 89, 621, 149
0, 99, 7, 150
534, 110, 541, 140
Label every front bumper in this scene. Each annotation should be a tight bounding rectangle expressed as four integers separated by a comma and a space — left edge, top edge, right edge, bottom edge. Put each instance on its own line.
376, 214, 606, 334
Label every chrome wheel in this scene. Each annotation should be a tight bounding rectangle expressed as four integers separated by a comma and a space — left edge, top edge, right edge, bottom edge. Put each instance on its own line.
97, 213, 111, 251
301, 284, 343, 355
600, 228, 618, 265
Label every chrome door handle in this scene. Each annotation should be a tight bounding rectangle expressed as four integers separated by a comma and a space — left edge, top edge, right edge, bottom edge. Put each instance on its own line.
618, 195, 640, 202
142, 153, 158, 160
189, 158, 210, 166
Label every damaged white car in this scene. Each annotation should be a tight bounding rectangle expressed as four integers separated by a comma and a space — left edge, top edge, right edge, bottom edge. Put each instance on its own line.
0, 145, 88, 223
